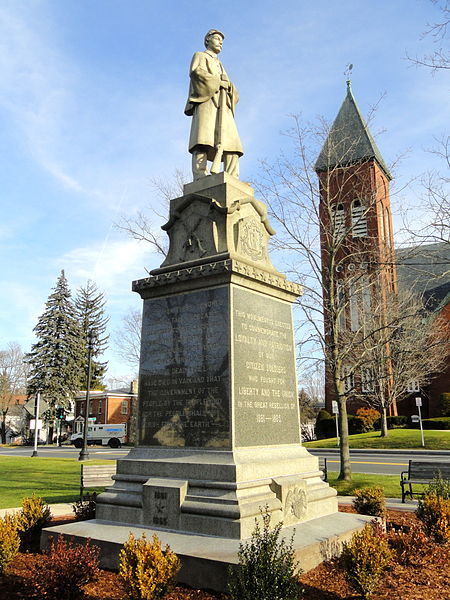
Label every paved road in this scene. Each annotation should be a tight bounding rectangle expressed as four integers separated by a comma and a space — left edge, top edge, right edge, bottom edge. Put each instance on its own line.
308, 449, 450, 476
0, 445, 128, 461
1, 445, 449, 476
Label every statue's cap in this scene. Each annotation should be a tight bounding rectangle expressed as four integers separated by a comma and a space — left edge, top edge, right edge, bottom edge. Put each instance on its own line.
204, 29, 225, 47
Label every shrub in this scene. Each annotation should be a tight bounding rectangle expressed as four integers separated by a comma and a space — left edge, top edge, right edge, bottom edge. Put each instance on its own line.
375, 415, 408, 429
439, 392, 450, 417
119, 533, 181, 600
315, 409, 336, 439
341, 522, 392, 599
416, 492, 450, 544
28, 535, 100, 600
0, 514, 20, 575
355, 408, 380, 432
72, 493, 97, 521
426, 473, 450, 499
228, 510, 303, 600
421, 417, 450, 430
352, 486, 386, 518
16, 494, 52, 550
387, 518, 430, 566
348, 415, 365, 435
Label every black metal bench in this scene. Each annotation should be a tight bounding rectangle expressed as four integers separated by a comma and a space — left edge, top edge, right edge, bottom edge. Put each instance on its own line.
400, 460, 450, 502
80, 464, 116, 499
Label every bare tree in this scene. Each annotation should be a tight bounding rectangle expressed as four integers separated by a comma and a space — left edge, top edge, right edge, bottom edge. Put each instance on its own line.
0, 343, 27, 444
347, 287, 450, 436
114, 308, 142, 373
256, 107, 400, 480
405, 2, 450, 252
115, 168, 188, 256
407, 0, 450, 71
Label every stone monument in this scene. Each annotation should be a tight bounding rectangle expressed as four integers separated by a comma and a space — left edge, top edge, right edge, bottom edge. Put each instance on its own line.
42, 30, 371, 592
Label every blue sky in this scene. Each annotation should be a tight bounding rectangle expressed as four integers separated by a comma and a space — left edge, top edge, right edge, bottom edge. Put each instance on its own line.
1, 0, 448, 383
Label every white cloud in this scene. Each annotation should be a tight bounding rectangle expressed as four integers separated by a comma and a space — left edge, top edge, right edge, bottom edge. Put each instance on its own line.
60, 238, 156, 291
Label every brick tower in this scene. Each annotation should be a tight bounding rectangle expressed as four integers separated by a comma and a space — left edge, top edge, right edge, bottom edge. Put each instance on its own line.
315, 82, 397, 415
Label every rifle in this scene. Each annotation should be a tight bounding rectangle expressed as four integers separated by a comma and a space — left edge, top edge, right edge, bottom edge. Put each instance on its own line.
210, 86, 227, 174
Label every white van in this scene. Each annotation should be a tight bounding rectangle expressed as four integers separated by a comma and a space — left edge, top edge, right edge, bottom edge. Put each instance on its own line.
70, 423, 126, 448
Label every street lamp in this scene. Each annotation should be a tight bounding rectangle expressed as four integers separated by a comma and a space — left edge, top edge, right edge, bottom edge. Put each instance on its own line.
78, 331, 94, 461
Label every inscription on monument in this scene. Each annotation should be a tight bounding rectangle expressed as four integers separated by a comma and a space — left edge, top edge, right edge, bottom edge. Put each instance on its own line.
139, 286, 230, 448
232, 286, 300, 447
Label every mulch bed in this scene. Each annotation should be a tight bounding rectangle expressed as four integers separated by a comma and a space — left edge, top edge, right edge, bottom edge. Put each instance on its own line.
1, 507, 449, 600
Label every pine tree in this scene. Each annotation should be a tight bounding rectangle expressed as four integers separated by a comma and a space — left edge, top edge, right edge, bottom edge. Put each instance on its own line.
74, 280, 109, 390
26, 271, 84, 425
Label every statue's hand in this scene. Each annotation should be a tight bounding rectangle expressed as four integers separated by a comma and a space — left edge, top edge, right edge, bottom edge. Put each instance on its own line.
219, 79, 231, 90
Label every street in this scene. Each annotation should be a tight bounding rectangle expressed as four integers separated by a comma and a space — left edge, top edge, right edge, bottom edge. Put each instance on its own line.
1, 445, 449, 476
308, 449, 450, 476
0, 445, 128, 461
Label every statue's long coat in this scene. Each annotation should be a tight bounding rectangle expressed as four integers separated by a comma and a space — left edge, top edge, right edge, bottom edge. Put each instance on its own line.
184, 49, 243, 160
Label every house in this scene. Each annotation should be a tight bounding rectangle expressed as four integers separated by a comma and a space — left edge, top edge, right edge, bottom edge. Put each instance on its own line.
73, 380, 138, 443
0, 394, 30, 443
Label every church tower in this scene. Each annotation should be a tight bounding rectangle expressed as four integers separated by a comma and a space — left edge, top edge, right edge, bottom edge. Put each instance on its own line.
315, 82, 397, 415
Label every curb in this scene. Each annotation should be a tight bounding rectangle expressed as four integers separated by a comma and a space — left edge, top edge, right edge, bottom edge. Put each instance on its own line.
309, 448, 450, 456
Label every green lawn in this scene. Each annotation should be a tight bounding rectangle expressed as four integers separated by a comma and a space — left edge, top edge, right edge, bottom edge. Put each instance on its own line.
327, 472, 402, 498
304, 428, 450, 450
0, 456, 111, 509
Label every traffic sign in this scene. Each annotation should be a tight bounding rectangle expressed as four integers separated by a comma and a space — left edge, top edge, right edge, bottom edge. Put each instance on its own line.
24, 398, 49, 417
30, 419, 43, 430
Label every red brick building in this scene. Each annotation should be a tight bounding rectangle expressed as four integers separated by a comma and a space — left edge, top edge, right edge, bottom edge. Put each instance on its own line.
315, 83, 449, 418
73, 381, 138, 443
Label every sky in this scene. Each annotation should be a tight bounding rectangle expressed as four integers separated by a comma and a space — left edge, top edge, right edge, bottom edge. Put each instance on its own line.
1, 0, 448, 384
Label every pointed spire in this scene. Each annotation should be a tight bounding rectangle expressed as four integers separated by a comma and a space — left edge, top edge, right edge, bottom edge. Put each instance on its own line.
315, 84, 391, 179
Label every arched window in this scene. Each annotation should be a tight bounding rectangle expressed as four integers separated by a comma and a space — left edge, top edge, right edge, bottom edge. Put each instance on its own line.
331, 203, 345, 236
351, 199, 367, 237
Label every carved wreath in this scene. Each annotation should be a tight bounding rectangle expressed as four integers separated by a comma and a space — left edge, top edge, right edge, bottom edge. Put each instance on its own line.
285, 487, 307, 519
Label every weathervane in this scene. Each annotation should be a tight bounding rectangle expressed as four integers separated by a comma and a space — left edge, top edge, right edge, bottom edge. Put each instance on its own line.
344, 63, 353, 89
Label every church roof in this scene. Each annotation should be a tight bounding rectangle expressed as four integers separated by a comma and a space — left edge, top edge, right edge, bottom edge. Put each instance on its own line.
315, 82, 392, 179
396, 242, 450, 312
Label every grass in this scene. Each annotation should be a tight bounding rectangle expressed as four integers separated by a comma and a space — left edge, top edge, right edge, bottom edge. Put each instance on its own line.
327, 472, 401, 498
0, 456, 111, 509
304, 428, 450, 450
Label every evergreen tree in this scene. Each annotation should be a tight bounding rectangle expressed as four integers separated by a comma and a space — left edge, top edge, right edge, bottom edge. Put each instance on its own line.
26, 271, 84, 424
74, 280, 109, 390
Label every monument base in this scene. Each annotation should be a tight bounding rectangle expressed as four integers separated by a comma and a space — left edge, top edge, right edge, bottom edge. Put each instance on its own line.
94, 445, 338, 539
41, 512, 372, 592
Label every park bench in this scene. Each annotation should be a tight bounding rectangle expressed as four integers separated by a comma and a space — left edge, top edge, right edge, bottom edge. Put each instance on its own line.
400, 460, 450, 502
80, 463, 116, 499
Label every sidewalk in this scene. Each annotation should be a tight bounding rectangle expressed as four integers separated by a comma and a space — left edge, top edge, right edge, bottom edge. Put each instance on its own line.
0, 502, 74, 519
337, 495, 417, 512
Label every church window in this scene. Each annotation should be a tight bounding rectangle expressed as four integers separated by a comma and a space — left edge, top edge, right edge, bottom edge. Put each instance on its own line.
407, 379, 420, 393
361, 368, 375, 393
331, 203, 345, 236
337, 280, 346, 331
351, 199, 368, 237
343, 366, 354, 393
349, 283, 359, 331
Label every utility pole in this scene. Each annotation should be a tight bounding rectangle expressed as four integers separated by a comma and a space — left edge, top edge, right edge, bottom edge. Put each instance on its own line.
78, 332, 93, 461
